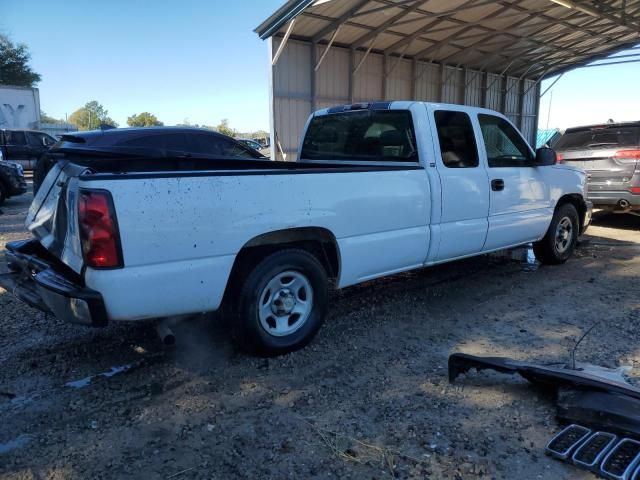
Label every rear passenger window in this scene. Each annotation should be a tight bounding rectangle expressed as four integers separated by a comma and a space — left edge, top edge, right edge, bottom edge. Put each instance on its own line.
219, 138, 252, 157
301, 110, 418, 162
190, 134, 224, 156
434, 111, 479, 168
27, 132, 47, 147
120, 135, 165, 149
6, 131, 27, 146
164, 134, 190, 153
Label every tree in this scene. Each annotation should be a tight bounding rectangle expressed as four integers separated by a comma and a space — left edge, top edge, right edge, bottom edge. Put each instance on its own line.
68, 101, 118, 130
216, 119, 236, 137
40, 111, 64, 125
127, 112, 163, 127
0, 34, 41, 87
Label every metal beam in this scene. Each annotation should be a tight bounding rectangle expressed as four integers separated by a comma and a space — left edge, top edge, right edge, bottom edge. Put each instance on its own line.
381, 0, 485, 55
271, 18, 296, 65
548, 0, 640, 30
314, 26, 340, 71
541, 73, 564, 97
351, 0, 417, 18
351, 0, 430, 50
352, 35, 377, 75
311, 0, 370, 42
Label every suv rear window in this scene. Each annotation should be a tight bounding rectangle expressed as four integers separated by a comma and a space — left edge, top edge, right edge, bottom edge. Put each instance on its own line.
301, 110, 418, 162
555, 125, 640, 150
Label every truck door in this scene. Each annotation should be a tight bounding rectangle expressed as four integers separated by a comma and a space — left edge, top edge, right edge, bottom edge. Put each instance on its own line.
430, 108, 490, 260
476, 114, 551, 250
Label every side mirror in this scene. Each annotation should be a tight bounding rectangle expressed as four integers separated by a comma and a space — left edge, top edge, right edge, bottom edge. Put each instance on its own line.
535, 147, 557, 166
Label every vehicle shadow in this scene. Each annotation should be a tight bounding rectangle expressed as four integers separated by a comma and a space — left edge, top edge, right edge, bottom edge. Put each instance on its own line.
591, 210, 640, 232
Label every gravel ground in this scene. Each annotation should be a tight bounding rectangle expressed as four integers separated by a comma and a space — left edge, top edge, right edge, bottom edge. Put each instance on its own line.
1, 187, 639, 480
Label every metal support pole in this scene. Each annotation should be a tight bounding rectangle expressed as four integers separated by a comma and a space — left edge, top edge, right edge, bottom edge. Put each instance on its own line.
532, 81, 542, 147
349, 48, 355, 103
411, 58, 418, 100
440, 63, 447, 102
500, 75, 508, 115
382, 54, 388, 100
462, 67, 468, 104
310, 42, 317, 112
517, 79, 526, 130
481, 71, 488, 107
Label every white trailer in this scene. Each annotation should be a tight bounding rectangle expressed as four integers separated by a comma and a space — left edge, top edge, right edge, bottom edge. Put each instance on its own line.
0, 85, 41, 130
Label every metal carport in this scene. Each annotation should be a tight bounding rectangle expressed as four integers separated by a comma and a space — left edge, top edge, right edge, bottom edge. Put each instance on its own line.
255, 0, 640, 161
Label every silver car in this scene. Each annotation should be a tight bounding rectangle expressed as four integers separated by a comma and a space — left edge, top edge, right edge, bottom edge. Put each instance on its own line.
555, 122, 640, 213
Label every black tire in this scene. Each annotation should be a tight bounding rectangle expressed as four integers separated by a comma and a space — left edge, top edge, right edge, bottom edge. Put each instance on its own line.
0, 182, 6, 206
533, 203, 579, 265
232, 249, 328, 357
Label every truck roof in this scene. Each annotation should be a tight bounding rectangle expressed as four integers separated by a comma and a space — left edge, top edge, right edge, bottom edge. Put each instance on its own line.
312, 101, 510, 119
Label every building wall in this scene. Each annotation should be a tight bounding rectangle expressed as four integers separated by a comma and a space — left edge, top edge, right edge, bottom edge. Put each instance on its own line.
271, 38, 540, 161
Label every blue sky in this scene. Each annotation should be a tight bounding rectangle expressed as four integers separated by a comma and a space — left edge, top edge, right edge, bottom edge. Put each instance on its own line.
3, 0, 640, 132
2, 0, 283, 131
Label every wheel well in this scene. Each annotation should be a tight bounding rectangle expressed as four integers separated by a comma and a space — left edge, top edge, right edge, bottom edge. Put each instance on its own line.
556, 194, 587, 231
222, 228, 341, 305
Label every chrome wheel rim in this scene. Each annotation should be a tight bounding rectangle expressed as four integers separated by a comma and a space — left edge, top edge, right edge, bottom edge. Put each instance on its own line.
258, 271, 313, 337
555, 217, 573, 254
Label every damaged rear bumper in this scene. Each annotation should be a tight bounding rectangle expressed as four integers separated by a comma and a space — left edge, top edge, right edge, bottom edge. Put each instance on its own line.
0, 239, 108, 327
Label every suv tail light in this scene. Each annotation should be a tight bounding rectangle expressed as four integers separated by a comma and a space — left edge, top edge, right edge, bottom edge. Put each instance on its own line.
78, 189, 123, 268
615, 150, 640, 168
556, 153, 564, 164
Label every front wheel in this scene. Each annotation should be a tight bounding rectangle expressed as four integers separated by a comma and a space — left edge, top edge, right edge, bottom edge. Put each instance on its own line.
533, 203, 579, 265
233, 249, 328, 356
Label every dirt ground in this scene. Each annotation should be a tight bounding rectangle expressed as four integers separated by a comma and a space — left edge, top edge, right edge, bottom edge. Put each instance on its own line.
1, 186, 639, 480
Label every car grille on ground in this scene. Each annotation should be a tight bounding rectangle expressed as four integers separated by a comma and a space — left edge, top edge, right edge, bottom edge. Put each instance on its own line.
546, 426, 640, 480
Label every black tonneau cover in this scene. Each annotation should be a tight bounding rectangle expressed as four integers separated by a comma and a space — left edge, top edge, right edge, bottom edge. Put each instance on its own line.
55, 150, 418, 175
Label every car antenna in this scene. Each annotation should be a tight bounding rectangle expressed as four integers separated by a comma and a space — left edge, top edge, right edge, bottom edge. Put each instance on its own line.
570, 321, 600, 370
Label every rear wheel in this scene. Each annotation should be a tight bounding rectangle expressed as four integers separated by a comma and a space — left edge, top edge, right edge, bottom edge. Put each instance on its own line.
0, 183, 6, 205
533, 203, 579, 265
233, 249, 328, 356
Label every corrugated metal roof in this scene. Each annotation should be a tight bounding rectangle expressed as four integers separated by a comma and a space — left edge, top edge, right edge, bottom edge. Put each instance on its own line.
255, 0, 640, 78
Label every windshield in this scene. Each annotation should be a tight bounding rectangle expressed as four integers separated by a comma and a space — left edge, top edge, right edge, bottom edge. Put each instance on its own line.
555, 125, 640, 150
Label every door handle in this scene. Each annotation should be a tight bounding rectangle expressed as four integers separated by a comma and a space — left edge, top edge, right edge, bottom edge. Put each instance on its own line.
491, 179, 505, 191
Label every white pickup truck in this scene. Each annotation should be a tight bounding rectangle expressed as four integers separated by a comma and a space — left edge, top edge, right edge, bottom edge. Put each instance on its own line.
1, 102, 592, 355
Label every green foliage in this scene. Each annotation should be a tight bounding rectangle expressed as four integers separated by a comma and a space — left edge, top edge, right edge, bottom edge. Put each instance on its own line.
127, 112, 164, 127
0, 34, 41, 87
68, 101, 118, 131
40, 111, 65, 125
216, 119, 236, 137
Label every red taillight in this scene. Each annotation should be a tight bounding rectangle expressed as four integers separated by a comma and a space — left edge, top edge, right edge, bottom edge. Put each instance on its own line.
630, 187, 640, 195
556, 153, 564, 164
615, 150, 640, 160
78, 190, 122, 268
